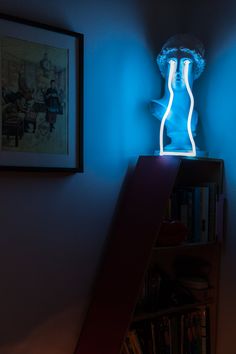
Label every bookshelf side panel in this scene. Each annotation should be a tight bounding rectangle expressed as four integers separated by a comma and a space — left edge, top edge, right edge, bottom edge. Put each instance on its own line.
75, 156, 181, 354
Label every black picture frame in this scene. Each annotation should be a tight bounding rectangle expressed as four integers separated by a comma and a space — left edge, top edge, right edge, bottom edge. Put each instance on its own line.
0, 13, 83, 172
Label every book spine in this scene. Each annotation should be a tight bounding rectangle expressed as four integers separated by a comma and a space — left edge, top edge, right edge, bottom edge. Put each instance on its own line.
208, 183, 217, 242
215, 194, 224, 242
187, 189, 194, 242
180, 314, 184, 354
194, 187, 201, 243
129, 330, 143, 354
200, 307, 207, 354
163, 316, 172, 354
121, 342, 130, 354
151, 322, 156, 354
124, 335, 135, 354
200, 186, 209, 243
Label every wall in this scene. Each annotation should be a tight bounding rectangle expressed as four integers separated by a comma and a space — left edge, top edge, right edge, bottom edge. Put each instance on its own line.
0, 0, 158, 354
0, 0, 235, 353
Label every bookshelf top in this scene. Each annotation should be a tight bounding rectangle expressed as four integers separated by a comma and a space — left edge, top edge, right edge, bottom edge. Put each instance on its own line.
138, 156, 223, 191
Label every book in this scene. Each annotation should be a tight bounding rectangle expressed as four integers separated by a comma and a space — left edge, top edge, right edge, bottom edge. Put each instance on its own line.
122, 340, 132, 354
200, 186, 209, 243
183, 311, 202, 354
151, 322, 157, 354
179, 276, 209, 290
128, 330, 143, 354
146, 267, 162, 311
167, 183, 220, 244
193, 186, 201, 243
163, 316, 172, 354
199, 307, 207, 354
124, 335, 135, 354
208, 183, 217, 242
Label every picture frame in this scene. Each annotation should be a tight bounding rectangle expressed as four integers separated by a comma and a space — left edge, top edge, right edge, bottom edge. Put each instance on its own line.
0, 13, 83, 172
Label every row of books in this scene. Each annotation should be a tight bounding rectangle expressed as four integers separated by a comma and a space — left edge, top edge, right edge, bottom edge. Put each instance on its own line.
163, 183, 219, 244
122, 307, 210, 354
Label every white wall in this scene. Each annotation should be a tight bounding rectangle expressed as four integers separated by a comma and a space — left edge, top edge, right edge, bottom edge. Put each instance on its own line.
0, 1, 159, 353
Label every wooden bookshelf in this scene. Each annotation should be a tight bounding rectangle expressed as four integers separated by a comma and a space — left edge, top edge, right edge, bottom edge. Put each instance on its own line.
75, 156, 223, 354
132, 241, 221, 353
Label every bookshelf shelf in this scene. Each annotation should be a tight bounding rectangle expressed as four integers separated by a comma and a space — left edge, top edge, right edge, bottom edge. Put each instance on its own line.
75, 156, 223, 354
133, 300, 215, 323
152, 241, 218, 251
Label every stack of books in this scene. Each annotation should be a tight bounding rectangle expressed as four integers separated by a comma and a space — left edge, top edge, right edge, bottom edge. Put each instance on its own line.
122, 306, 210, 354
163, 183, 219, 244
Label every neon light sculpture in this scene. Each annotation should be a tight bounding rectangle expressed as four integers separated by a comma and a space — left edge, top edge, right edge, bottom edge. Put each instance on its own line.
151, 34, 205, 156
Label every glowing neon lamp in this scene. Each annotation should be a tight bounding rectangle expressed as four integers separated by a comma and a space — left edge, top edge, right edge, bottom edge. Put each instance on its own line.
151, 34, 206, 157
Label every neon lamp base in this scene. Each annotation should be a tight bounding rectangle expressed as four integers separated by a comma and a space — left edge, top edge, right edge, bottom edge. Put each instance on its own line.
154, 149, 208, 157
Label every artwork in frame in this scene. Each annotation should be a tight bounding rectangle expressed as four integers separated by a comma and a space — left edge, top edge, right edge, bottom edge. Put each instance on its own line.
0, 13, 83, 171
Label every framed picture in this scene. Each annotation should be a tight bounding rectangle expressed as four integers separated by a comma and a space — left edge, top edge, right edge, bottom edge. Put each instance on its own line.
0, 13, 83, 171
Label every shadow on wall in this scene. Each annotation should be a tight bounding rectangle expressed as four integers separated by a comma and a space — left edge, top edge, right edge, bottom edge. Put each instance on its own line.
136, 0, 226, 54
